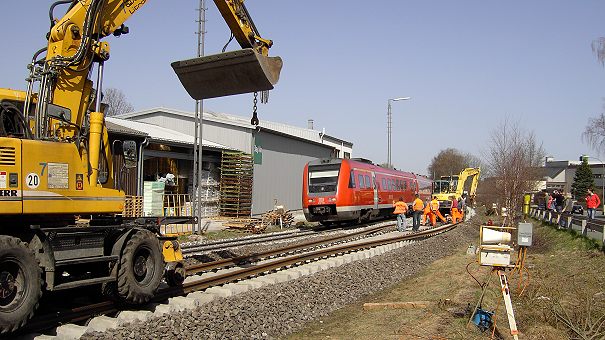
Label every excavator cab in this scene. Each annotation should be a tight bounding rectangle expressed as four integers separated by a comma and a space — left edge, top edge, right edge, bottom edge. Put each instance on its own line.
172, 48, 282, 100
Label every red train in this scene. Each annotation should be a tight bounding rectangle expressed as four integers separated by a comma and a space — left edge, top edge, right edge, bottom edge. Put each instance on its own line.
302, 158, 433, 225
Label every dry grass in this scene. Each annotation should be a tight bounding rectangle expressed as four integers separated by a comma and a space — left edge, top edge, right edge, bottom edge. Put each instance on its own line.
287, 216, 605, 340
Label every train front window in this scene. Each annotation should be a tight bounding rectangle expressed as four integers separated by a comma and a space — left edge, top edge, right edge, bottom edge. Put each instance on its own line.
308, 165, 340, 193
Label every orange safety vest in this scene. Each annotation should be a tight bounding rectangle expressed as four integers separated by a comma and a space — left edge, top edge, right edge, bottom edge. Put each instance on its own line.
393, 201, 407, 215
430, 199, 439, 211
413, 198, 424, 211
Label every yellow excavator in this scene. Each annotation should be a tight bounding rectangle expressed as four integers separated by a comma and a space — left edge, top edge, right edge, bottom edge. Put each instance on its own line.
0, 0, 282, 333
432, 167, 481, 220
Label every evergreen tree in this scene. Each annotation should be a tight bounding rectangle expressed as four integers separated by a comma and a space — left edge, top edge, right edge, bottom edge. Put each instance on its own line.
572, 158, 594, 198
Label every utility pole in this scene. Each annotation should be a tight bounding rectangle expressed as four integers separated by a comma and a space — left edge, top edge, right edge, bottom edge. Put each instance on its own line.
193, 0, 206, 234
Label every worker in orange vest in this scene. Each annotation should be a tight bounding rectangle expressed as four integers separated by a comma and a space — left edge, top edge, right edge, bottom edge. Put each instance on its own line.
392, 197, 408, 232
423, 196, 444, 227
412, 194, 424, 231
421, 199, 432, 226
450, 195, 462, 223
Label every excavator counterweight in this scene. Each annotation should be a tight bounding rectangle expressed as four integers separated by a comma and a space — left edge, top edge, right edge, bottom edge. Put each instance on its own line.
172, 48, 282, 100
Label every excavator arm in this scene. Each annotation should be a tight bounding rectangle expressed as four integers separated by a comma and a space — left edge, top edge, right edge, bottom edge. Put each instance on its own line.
171, 0, 282, 100
26, 0, 281, 186
455, 167, 481, 197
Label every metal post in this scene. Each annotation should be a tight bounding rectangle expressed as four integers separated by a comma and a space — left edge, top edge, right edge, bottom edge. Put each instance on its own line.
387, 100, 392, 168
386, 97, 410, 168
193, 0, 206, 234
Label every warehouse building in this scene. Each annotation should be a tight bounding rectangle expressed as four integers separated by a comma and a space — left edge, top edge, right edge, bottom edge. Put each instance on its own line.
114, 108, 353, 214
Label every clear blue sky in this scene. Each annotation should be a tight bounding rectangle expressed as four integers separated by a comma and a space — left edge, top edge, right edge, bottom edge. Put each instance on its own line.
2, 1, 604, 174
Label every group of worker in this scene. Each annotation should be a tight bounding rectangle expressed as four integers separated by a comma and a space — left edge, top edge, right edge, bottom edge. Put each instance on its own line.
392, 194, 466, 232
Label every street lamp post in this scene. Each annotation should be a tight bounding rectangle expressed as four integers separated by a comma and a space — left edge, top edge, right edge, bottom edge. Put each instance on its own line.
387, 97, 411, 168
581, 154, 605, 216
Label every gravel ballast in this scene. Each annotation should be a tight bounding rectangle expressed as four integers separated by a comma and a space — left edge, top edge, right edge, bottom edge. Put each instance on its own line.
82, 221, 478, 340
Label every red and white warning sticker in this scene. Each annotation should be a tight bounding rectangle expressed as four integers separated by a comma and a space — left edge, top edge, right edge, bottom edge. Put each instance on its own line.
0, 171, 6, 189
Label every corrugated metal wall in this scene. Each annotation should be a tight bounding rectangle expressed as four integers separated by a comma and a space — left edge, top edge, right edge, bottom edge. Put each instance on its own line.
251, 131, 333, 214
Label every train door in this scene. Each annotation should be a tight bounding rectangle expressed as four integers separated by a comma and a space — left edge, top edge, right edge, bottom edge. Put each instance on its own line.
372, 172, 378, 209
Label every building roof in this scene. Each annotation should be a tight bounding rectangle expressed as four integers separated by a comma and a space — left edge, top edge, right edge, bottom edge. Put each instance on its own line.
106, 117, 233, 151
117, 107, 353, 147
105, 119, 147, 137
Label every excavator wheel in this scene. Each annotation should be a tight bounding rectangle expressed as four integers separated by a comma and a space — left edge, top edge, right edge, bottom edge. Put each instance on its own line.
0, 236, 42, 334
117, 230, 164, 304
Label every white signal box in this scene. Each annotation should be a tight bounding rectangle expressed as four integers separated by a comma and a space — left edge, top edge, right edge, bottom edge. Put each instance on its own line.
517, 222, 533, 247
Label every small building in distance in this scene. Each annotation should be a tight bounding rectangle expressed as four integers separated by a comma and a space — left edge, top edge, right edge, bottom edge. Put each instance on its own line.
542, 157, 605, 196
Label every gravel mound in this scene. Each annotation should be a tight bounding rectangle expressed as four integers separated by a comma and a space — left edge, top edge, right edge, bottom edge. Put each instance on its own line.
83, 220, 478, 340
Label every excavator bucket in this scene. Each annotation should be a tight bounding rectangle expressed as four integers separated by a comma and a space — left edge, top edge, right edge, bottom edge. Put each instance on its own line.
171, 48, 283, 100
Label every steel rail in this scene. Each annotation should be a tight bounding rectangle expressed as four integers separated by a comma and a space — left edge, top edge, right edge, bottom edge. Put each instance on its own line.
21, 222, 457, 335
181, 229, 317, 254
184, 223, 391, 275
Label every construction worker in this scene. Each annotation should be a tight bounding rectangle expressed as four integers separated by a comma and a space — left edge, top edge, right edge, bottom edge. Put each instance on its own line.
423, 196, 444, 227
450, 195, 462, 223
392, 197, 408, 232
412, 193, 424, 231
421, 199, 432, 226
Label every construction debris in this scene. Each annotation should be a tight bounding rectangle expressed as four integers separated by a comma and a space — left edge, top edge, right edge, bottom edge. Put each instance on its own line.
261, 207, 294, 229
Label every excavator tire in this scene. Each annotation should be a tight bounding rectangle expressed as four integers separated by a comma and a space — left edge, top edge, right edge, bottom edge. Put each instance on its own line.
117, 230, 164, 304
0, 236, 42, 334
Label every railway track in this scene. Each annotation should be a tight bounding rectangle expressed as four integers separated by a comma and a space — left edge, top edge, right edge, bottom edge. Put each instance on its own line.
18, 221, 459, 338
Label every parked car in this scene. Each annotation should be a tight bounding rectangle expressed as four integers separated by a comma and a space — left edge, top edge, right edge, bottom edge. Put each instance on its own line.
571, 201, 584, 215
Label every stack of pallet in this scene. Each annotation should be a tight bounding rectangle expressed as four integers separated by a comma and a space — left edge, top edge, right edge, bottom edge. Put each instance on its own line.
123, 195, 143, 217
219, 151, 253, 218
198, 169, 220, 218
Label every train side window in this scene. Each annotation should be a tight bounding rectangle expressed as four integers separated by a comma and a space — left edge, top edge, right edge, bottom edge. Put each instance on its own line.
349, 171, 356, 188
382, 178, 386, 190
358, 174, 365, 189
390, 179, 394, 191
396, 180, 401, 190
364, 175, 370, 189
403, 180, 407, 190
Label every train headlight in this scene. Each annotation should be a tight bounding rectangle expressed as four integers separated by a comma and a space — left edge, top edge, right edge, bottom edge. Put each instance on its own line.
329, 197, 337, 202
308, 199, 314, 203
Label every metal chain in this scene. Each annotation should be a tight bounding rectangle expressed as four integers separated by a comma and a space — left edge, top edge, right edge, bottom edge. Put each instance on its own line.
251, 91, 259, 126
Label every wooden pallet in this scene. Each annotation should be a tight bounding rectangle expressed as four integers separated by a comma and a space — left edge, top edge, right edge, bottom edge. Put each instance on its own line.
123, 195, 144, 217
219, 151, 254, 218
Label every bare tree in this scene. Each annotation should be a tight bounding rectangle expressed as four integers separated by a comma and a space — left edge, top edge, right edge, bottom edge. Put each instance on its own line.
102, 88, 134, 117
592, 37, 605, 66
582, 38, 605, 155
485, 118, 545, 219
582, 101, 605, 156
427, 148, 481, 179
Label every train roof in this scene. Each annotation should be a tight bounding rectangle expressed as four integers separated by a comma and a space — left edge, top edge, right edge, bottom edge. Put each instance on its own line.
307, 158, 432, 181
